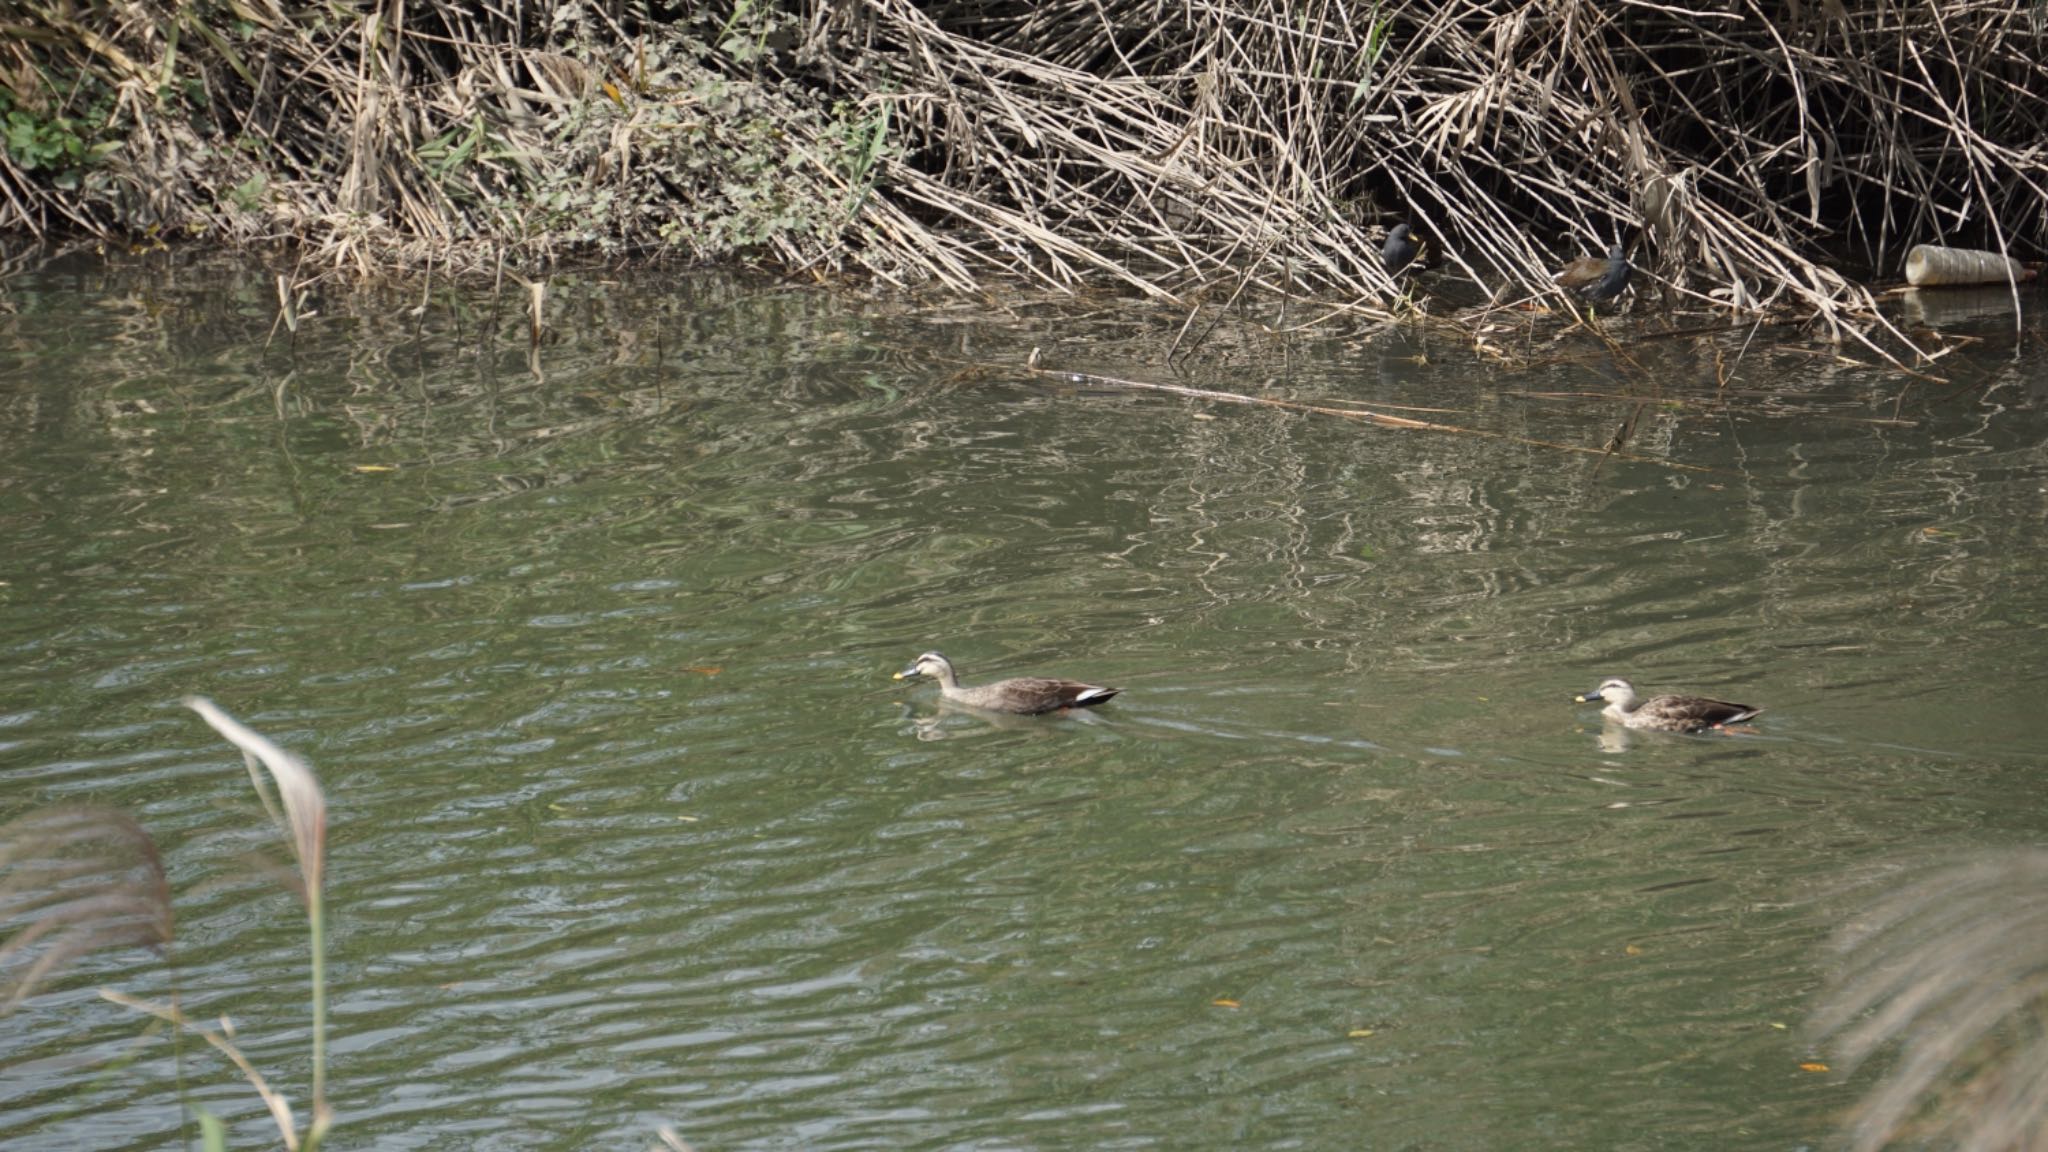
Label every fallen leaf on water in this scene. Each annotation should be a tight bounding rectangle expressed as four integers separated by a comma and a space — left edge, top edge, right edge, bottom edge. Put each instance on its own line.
1211, 998, 1240, 1009
353, 464, 398, 473
1347, 1029, 1375, 1038
1770, 1022, 1788, 1031
1625, 944, 1644, 956
676, 815, 700, 822
1800, 1062, 1829, 1073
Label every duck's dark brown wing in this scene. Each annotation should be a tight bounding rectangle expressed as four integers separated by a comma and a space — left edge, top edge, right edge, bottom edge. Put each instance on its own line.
1044, 681, 1119, 711
965, 677, 1120, 715
1647, 694, 1762, 731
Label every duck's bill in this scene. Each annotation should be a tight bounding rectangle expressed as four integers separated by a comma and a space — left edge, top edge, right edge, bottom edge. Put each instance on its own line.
1573, 691, 1605, 703
894, 668, 918, 680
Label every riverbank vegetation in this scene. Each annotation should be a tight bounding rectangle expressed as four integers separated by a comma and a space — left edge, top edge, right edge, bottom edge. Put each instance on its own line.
2, 2, 2045, 356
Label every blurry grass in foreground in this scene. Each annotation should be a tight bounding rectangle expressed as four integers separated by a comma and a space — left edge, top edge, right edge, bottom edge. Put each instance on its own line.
1812, 851, 2048, 1152
0, 698, 328, 1151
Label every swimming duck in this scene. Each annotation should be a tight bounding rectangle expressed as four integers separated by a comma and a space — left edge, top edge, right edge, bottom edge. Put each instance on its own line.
1573, 677, 1761, 732
1556, 246, 1632, 303
1382, 224, 1421, 276
895, 652, 1119, 715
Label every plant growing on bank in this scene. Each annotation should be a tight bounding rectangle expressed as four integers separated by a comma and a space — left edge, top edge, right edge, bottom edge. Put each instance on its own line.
0, 0, 2044, 354
0, 82, 120, 190
0, 698, 331, 1151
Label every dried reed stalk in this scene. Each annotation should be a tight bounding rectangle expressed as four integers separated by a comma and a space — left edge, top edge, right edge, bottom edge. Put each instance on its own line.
0, 0, 2041, 358
182, 696, 331, 1146
103, 988, 307, 1151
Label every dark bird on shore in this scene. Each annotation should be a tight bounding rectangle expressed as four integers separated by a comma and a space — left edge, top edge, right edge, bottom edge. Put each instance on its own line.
1381, 224, 1420, 276
1556, 246, 1631, 303
1573, 677, 1761, 732
895, 652, 1119, 715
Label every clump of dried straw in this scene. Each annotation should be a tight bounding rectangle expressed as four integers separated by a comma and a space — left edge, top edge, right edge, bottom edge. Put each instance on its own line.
1, 1, 2043, 356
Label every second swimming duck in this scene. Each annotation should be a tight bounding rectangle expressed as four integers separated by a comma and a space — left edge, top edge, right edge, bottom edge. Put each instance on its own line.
895, 651, 1119, 715
1574, 677, 1761, 732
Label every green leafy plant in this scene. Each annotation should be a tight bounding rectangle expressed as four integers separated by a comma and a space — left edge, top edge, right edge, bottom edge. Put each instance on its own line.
229, 173, 267, 213
0, 85, 119, 189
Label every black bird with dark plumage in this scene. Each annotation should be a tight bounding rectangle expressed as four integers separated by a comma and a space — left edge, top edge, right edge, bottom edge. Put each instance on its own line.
1381, 223, 1420, 276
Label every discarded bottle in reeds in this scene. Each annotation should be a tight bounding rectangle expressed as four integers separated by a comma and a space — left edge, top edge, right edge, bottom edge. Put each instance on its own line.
1904, 244, 2038, 286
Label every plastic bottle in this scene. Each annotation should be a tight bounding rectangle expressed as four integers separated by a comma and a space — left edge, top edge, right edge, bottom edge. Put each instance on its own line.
1904, 245, 2038, 286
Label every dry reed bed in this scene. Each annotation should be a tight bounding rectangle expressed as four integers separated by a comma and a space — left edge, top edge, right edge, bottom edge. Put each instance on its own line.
1, 1, 2044, 359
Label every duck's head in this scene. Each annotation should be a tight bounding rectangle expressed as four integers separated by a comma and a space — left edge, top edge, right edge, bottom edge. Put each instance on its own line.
895, 652, 954, 681
1574, 677, 1637, 707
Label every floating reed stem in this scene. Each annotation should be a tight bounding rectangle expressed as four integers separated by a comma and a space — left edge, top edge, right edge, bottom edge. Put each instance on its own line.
1026, 362, 1724, 473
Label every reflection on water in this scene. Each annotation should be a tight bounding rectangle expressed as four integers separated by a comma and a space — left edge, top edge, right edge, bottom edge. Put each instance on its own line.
1, 253, 2046, 1149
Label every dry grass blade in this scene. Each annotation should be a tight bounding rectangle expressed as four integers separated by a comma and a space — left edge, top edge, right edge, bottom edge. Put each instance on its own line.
0, 806, 172, 1008
181, 697, 326, 900
653, 1126, 697, 1152
1810, 851, 2048, 1152
101, 988, 302, 1152
181, 694, 333, 1145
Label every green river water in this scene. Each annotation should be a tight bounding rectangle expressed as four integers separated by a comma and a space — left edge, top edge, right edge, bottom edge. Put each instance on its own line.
1, 254, 2045, 1149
